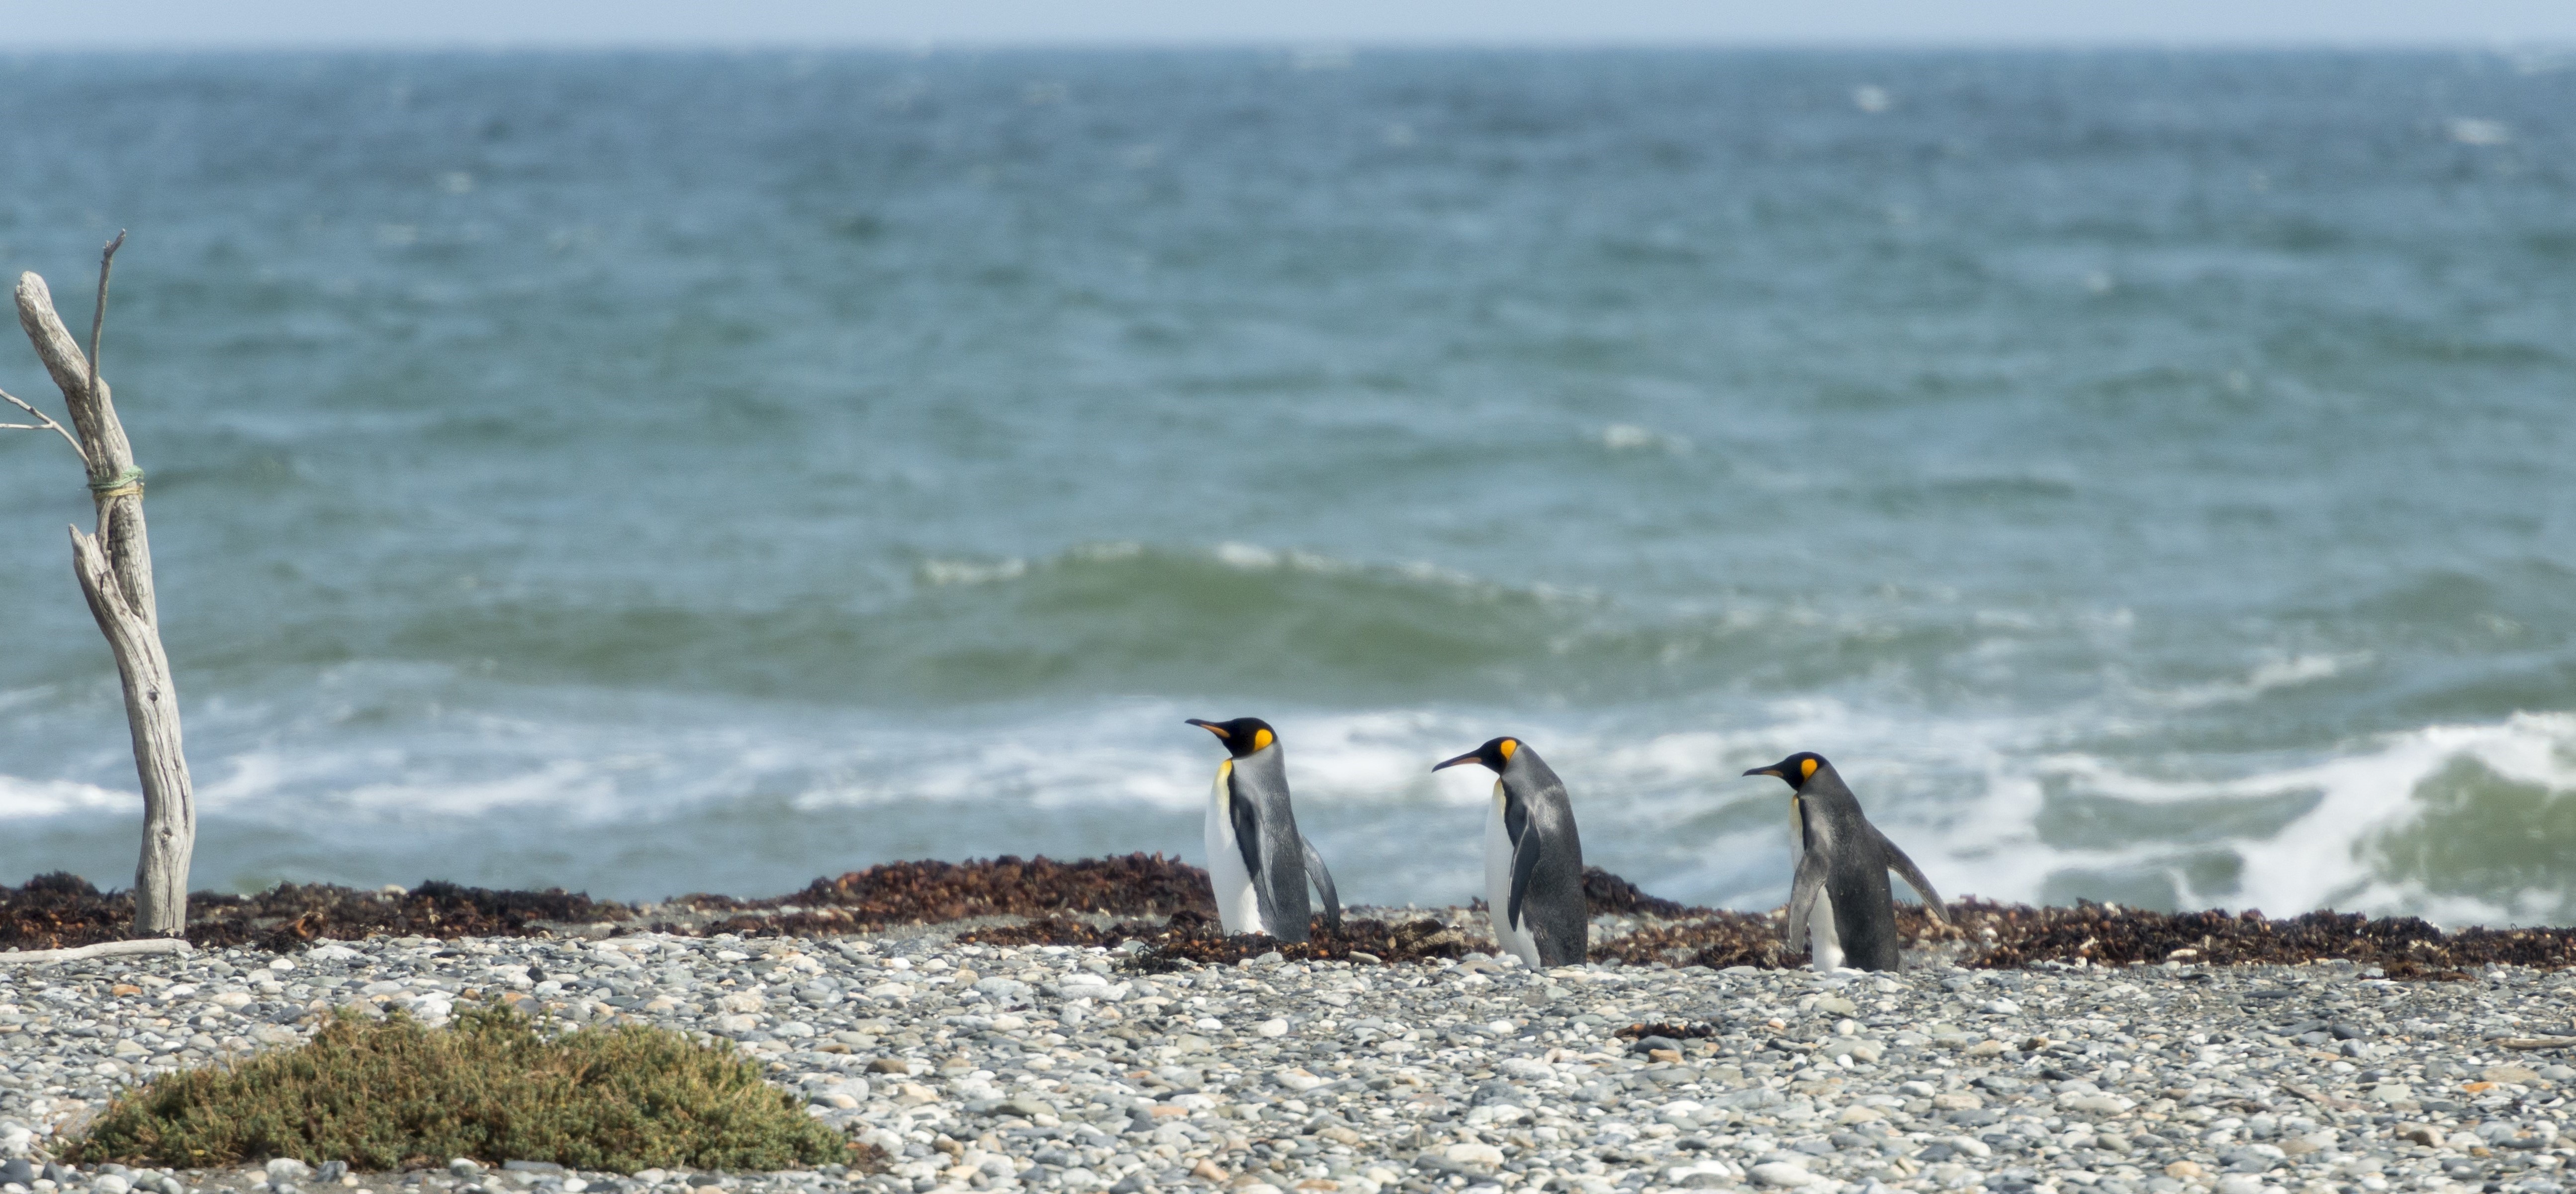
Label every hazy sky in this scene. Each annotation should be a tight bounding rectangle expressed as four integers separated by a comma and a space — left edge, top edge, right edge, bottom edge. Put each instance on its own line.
6, 0, 2576, 49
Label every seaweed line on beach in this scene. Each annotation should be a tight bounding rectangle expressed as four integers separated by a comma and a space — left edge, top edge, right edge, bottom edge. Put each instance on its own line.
3, 856, 2571, 977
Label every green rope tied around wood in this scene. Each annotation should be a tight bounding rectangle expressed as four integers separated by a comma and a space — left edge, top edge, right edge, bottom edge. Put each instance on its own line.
88, 465, 144, 498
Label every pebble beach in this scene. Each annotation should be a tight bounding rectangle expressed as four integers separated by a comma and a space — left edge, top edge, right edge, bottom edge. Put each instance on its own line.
6, 909, 2576, 1194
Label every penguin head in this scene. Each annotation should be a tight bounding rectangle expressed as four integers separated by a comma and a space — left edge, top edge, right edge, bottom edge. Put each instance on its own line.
1187, 717, 1278, 759
1432, 736, 1522, 775
1744, 752, 1831, 791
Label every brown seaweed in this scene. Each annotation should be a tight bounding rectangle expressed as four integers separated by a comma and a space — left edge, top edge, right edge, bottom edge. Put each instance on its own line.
4, 858, 2571, 980
0, 873, 621, 953
660, 853, 1214, 932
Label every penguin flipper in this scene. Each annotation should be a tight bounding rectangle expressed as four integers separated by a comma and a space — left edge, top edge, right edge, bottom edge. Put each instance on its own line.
1875, 828, 1947, 923
1226, 773, 1264, 885
1507, 826, 1542, 937
1300, 834, 1342, 928
1784, 849, 1832, 950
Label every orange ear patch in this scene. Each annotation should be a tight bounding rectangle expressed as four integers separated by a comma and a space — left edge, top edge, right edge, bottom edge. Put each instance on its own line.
1252, 727, 1275, 752
1799, 757, 1819, 780
1498, 739, 1518, 760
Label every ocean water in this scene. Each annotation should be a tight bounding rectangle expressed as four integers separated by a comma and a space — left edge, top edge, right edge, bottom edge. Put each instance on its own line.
0, 50, 2571, 922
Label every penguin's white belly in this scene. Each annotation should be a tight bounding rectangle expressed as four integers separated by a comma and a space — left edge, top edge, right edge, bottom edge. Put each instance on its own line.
1807, 890, 1844, 971
1788, 812, 1845, 971
1206, 765, 1266, 936
1484, 784, 1540, 968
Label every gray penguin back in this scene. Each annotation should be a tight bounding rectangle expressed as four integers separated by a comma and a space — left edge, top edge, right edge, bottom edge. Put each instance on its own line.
1505, 749, 1581, 855
1797, 766, 1901, 968
1501, 746, 1587, 966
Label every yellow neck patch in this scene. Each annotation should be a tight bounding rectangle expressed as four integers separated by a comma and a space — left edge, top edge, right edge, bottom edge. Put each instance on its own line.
1498, 738, 1518, 761
1252, 727, 1275, 752
1799, 757, 1818, 781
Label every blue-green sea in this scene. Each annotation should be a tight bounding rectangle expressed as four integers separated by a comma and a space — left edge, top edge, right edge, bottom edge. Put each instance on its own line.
0, 50, 2571, 920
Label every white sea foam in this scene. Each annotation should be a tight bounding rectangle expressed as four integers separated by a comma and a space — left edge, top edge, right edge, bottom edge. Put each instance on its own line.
1601, 423, 1692, 454
2012, 711, 2576, 924
918, 557, 1028, 586
920, 539, 1603, 611
2141, 652, 2366, 708
4, 664, 2572, 922
0, 775, 132, 818
1212, 541, 1283, 569
1423, 699, 2576, 927
923, 540, 1527, 602
1211, 541, 1502, 594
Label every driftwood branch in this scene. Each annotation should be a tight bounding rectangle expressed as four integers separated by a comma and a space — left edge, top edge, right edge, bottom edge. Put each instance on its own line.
2281, 1080, 2359, 1111
0, 937, 191, 965
10, 236, 195, 938
88, 231, 123, 402
0, 384, 90, 464
2496, 1037, 2576, 1051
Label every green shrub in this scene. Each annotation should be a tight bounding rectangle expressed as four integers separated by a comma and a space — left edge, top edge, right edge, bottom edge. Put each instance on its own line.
71, 1005, 871, 1173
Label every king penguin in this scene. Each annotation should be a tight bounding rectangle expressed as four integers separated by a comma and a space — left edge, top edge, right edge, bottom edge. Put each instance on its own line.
1433, 737, 1587, 969
1742, 752, 1946, 972
1187, 717, 1341, 942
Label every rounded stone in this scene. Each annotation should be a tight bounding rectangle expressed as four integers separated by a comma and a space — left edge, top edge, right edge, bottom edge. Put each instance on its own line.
1749, 1162, 1821, 1188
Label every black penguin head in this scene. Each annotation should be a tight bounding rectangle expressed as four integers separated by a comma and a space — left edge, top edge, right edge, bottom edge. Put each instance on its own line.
1432, 736, 1521, 775
1744, 752, 1830, 791
1187, 717, 1277, 759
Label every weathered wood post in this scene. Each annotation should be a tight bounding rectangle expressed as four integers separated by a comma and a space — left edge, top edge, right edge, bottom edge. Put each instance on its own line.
0, 235, 196, 937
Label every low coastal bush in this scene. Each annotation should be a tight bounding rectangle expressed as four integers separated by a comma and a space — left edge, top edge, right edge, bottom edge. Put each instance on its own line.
70, 1005, 867, 1173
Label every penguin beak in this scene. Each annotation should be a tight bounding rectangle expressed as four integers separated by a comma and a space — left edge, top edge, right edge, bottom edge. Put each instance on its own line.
1743, 766, 1781, 778
1185, 718, 1229, 740
1431, 751, 1484, 773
